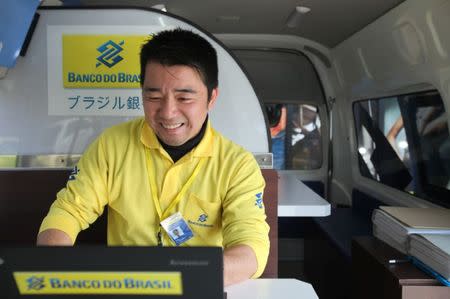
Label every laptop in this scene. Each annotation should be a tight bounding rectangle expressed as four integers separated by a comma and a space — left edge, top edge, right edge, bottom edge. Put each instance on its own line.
0, 246, 224, 299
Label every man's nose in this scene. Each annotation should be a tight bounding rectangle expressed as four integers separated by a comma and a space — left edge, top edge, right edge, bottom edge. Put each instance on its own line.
159, 97, 178, 118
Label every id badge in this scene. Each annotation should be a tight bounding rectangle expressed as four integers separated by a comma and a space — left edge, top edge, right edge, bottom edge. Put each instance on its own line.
160, 212, 194, 246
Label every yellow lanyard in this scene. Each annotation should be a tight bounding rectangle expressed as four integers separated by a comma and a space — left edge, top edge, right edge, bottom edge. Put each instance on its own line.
145, 148, 206, 221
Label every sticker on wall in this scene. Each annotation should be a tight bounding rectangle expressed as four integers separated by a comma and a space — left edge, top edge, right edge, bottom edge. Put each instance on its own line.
47, 26, 169, 116
62, 35, 146, 89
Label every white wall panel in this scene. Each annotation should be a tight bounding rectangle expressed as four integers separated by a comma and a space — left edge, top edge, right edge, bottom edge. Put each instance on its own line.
330, 0, 450, 207
0, 8, 268, 157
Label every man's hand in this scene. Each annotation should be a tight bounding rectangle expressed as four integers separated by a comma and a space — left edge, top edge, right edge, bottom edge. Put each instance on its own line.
223, 244, 257, 286
36, 229, 73, 246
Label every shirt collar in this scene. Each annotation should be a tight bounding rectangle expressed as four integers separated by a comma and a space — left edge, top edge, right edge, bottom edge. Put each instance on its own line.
140, 118, 214, 157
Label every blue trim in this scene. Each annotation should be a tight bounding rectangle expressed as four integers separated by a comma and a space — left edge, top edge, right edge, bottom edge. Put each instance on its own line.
0, 0, 40, 67
410, 256, 450, 287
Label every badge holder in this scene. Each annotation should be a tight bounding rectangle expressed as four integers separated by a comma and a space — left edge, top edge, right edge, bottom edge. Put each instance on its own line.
160, 212, 194, 246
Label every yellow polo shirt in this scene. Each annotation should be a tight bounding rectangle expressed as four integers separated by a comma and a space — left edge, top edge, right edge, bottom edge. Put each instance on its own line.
39, 117, 269, 277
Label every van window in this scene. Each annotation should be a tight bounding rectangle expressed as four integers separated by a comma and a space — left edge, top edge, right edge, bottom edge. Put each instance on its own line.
232, 49, 326, 171
266, 103, 322, 170
353, 90, 450, 206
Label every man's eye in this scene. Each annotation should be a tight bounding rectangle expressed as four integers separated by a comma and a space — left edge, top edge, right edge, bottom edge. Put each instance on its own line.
145, 96, 161, 101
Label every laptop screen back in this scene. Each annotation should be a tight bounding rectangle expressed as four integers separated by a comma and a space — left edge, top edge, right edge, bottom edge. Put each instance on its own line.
0, 246, 223, 299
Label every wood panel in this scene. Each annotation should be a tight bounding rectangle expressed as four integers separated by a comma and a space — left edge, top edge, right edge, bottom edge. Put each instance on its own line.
261, 169, 279, 278
0, 170, 106, 244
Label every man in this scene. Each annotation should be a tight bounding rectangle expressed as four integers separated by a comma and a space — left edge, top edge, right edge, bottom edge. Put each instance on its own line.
37, 28, 270, 286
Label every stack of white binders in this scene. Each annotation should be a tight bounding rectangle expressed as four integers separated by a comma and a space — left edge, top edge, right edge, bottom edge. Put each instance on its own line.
372, 206, 450, 283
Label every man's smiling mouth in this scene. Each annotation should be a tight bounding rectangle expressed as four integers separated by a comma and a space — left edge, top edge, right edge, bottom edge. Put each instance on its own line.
161, 123, 184, 129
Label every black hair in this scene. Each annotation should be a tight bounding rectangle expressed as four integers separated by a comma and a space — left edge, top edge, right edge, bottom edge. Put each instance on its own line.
266, 104, 284, 127
140, 28, 218, 99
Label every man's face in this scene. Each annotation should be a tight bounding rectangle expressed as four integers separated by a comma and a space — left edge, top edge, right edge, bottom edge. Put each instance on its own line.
142, 62, 218, 146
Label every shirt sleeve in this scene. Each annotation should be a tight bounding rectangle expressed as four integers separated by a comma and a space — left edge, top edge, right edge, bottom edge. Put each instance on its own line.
39, 135, 109, 243
221, 152, 270, 278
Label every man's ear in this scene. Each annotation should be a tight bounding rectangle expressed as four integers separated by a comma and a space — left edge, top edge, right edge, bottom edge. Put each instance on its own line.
207, 88, 219, 110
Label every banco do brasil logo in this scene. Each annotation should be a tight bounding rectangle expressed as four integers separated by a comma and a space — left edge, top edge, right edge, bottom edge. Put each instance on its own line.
26, 276, 45, 291
96, 40, 124, 68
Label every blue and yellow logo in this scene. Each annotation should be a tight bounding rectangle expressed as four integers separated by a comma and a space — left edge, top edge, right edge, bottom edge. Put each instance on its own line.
198, 214, 208, 222
255, 192, 263, 209
26, 276, 45, 290
68, 165, 79, 181
63, 34, 150, 89
14, 271, 182, 295
96, 40, 124, 68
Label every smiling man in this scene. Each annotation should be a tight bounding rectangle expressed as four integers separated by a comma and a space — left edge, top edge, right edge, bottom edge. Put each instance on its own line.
142, 62, 216, 147
37, 28, 270, 286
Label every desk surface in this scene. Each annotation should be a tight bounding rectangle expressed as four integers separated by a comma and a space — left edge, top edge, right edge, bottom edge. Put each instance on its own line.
225, 279, 318, 299
278, 173, 331, 217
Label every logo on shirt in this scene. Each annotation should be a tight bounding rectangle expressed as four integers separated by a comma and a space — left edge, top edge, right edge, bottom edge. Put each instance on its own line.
26, 276, 45, 290
68, 166, 80, 181
188, 214, 213, 228
255, 192, 263, 209
197, 214, 208, 222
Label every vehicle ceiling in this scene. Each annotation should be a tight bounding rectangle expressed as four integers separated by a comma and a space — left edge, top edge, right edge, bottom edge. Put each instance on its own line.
50, 0, 406, 48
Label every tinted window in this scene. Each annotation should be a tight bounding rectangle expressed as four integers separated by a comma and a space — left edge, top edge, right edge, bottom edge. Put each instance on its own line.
354, 90, 450, 207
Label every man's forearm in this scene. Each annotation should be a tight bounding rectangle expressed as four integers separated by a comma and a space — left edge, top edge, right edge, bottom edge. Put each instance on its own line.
36, 229, 73, 246
223, 244, 258, 286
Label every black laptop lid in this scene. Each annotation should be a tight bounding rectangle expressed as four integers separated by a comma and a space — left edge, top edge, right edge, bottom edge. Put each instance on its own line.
0, 246, 223, 299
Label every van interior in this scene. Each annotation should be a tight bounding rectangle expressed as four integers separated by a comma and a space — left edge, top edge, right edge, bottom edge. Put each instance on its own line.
1, 0, 449, 298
